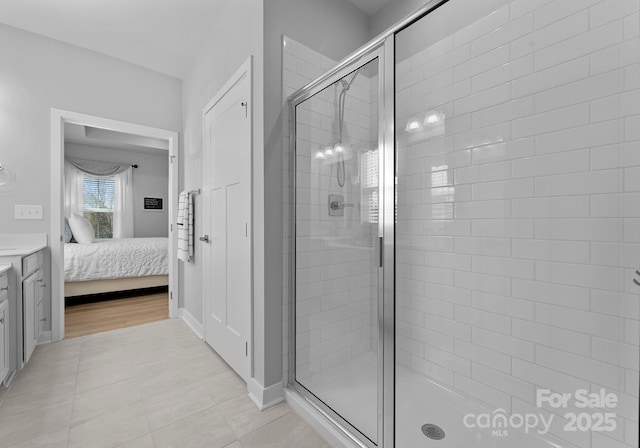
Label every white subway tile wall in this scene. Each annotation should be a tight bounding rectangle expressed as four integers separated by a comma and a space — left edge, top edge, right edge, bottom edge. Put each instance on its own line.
282, 37, 380, 394
396, 1, 639, 448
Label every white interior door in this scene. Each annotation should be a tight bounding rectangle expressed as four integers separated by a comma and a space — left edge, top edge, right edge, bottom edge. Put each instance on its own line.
202, 60, 252, 382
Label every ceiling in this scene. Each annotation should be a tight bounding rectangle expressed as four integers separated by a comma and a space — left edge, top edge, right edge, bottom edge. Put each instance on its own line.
346, 0, 395, 16
65, 123, 169, 154
0, 0, 224, 79
0, 0, 393, 79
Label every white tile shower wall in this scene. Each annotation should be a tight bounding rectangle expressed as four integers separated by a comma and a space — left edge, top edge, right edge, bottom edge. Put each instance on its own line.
282, 37, 379, 386
396, 1, 639, 447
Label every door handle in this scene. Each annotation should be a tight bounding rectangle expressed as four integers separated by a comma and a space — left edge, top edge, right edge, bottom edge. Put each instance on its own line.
633, 270, 640, 287
199, 235, 209, 243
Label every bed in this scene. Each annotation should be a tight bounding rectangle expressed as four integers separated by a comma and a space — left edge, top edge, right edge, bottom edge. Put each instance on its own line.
64, 237, 169, 297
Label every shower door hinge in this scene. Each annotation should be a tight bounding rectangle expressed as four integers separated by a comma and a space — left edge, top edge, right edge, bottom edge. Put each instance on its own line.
241, 102, 248, 118
170, 224, 173, 232
170, 291, 173, 300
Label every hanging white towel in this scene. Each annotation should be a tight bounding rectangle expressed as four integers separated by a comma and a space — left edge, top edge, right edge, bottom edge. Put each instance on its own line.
187, 191, 194, 260
177, 191, 191, 262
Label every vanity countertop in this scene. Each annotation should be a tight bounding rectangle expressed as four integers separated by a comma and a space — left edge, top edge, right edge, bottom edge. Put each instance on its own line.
0, 234, 47, 258
0, 264, 10, 275
0, 245, 47, 258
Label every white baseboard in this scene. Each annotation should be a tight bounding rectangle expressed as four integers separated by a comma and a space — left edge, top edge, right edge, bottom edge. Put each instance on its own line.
248, 378, 284, 410
179, 308, 203, 340
38, 331, 52, 344
285, 388, 365, 448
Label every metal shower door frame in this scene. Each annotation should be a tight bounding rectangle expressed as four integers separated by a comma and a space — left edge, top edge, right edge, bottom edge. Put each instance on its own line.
286, 1, 454, 446
288, 41, 392, 448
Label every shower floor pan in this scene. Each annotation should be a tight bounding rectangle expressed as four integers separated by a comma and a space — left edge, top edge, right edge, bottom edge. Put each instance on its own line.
300, 352, 578, 448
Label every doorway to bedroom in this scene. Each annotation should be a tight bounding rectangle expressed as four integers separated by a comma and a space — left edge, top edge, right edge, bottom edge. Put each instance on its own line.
51, 110, 180, 341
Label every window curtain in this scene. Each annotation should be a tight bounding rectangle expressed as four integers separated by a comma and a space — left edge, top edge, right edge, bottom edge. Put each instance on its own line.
112, 167, 134, 238
63, 158, 134, 238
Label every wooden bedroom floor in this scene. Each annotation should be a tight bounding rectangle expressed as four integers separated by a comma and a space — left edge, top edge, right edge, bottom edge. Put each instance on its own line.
65, 291, 169, 338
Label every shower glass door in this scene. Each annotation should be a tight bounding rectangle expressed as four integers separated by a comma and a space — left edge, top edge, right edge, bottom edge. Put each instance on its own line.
292, 54, 382, 446
395, 1, 640, 447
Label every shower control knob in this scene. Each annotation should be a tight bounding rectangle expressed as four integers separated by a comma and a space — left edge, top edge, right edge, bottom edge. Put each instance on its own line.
330, 201, 354, 210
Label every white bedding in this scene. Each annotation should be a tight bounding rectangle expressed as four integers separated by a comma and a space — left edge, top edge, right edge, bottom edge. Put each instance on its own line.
64, 237, 168, 282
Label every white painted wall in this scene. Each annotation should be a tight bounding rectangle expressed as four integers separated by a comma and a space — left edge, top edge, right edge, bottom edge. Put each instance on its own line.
64, 143, 169, 238
0, 24, 181, 235
180, 0, 266, 386
368, 0, 430, 37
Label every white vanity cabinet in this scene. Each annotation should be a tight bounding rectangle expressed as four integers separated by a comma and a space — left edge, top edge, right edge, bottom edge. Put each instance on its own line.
20, 250, 46, 365
22, 268, 42, 364
0, 235, 49, 386
0, 266, 10, 384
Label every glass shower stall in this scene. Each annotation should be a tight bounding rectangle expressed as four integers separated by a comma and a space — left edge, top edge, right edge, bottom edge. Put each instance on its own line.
287, 0, 640, 447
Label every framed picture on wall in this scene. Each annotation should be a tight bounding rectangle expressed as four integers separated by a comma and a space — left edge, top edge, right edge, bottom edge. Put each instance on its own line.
143, 197, 164, 211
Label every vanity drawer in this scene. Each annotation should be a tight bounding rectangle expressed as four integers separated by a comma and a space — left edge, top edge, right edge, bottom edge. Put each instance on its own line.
0, 271, 7, 303
22, 251, 43, 278
0, 271, 7, 290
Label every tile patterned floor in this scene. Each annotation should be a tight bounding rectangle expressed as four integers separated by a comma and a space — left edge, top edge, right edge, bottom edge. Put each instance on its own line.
0, 319, 329, 448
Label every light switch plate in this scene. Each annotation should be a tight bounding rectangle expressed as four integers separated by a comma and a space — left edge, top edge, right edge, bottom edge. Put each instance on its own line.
15, 204, 43, 220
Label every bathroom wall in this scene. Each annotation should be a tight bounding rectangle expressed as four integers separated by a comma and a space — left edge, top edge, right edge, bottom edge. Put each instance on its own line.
0, 23, 182, 236
283, 38, 380, 384
265, 0, 370, 389
65, 143, 169, 238
179, 0, 267, 389
395, 0, 639, 447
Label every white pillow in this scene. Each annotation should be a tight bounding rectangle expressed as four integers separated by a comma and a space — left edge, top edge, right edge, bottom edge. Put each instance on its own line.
68, 213, 95, 244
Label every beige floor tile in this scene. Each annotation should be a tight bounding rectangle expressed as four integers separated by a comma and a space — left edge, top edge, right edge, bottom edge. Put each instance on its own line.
115, 434, 154, 448
75, 360, 137, 395
222, 442, 242, 448
0, 400, 73, 448
137, 364, 201, 398
151, 406, 236, 448
67, 401, 150, 448
0, 320, 328, 448
196, 370, 248, 405
143, 380, 217, 431
216, 395, 291, 438
238, 412, 330, 448
12, 353, 79, 386
78, 348, 137, 373
8, 372, 76, 402
72, 376, 143, 426
0, 387, 8, 407
6, 427, 69, 448
1, 380, 76, 415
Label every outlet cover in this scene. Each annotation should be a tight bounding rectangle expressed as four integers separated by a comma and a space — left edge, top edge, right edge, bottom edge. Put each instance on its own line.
15, 204, 43, 220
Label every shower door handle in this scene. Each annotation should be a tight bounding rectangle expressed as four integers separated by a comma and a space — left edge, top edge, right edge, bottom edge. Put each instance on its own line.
376, 236, 383, 268
634, 270, 640, 287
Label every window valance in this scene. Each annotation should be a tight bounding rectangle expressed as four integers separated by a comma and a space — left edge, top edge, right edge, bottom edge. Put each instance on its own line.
65, 157, 132, 177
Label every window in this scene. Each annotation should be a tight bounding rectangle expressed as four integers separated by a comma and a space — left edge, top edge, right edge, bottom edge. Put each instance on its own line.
360, 149, 379, 224
83, 176, 115, 239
